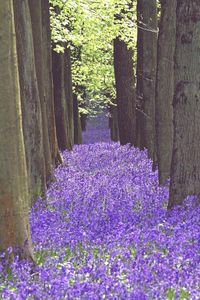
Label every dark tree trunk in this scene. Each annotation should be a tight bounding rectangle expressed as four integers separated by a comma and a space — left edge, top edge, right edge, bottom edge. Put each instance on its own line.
73, 94, 83, 144
109, 102, 119, 142
114, 38, 136, 146
64, 47, 74, 146
80, 114, 87, 131
13, 0, 46, 203
169, 0, 200, 208
155, 0, 176, 185
52, 50, 72, 150
136, 0, 157, 160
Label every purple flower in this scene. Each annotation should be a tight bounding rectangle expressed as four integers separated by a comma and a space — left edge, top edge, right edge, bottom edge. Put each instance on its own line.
1, 115, 199, 299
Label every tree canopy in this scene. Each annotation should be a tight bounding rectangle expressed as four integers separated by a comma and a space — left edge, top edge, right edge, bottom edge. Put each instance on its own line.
50, 0, 137, 115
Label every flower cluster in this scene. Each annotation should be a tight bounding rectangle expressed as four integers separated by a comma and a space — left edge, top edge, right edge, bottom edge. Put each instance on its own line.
0, 116, 199, 299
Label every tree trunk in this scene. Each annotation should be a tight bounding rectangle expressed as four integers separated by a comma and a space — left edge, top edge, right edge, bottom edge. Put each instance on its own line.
41, 0, 61, 168
73, 94, 83, 144
13, 0, 46, 204
136, 0, 144, 150
80, 114, 87, 131
155, 0, 176, 184
169, 0, 200, 208
0, 0, 34, 259
29, 0, 52, 184
109, 102, 119, 141
52, 50, 72, 150
114, 38, 136, 146
136, 0, 157, 160
64, 47, 74, 146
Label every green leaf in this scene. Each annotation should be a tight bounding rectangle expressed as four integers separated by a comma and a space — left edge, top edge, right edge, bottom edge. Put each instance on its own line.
179, 288, 190, 300
166, 287, 175, 300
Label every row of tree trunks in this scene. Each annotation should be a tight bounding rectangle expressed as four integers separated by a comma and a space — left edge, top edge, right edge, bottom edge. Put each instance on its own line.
0, 0, 80, 259
0, 0, 34, 260
137, 0, 200, 208
52, 5, 81, 150
113, 0, 200, 208
112, 0, 157, 156
13, 0, 46, 203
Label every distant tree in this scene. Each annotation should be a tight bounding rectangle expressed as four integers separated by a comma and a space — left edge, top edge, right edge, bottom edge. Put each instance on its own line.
169, 0, 200, 208
0, 0, 34, 259
79, 87, 88, 132
136, 0, 157, 160
114, 37, 136, 145
155, 0, 176, 184
64, 47, 74, 146
80, 115, 87, 131
109, 101, 119, 142
51, 5, 74, 151
73, 94, 83, 145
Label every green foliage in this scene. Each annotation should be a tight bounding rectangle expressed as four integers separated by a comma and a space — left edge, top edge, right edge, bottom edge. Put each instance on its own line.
35, 249, 49, 265
50, 0, 137, 115
179, 288, 190, 300
166, 287, 190, 300
92, 246, 100, 259
166, 287, 175, 300
128, 245, 137, 257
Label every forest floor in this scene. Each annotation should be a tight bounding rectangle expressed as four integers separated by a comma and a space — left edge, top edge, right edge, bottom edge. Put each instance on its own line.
0, 115, 200, 299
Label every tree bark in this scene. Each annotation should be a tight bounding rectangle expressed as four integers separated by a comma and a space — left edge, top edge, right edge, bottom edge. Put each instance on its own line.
73, 94, 83, 144
155, 0, 176, 184
64, 47, 74, 146
52, 50, 72, 150
29, 0, 52, 184
114, 38, 136, 146
109, 102, 119, 142
80, 113, 87, 131
169, 0, 200, 208
136, 0, 145, 150
13, 0, 46, 204
0, 0, 34, 259
41, 0, 61, 168
136, 0, 157, 160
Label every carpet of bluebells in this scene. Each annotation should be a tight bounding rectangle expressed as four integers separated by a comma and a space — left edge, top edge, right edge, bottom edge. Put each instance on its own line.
0, 115, 200, 299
